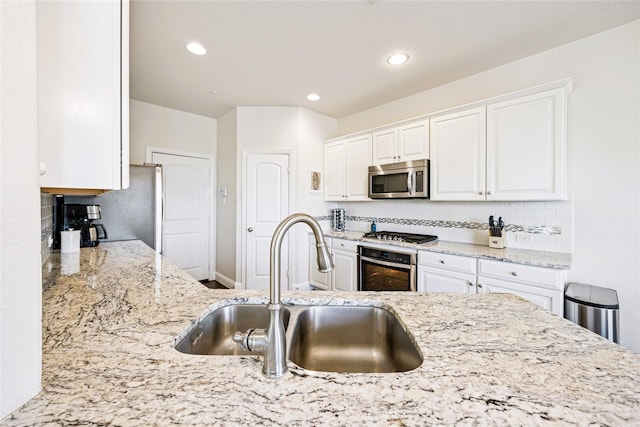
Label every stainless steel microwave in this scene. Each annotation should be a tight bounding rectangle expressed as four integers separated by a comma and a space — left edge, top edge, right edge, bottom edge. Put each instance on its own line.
368, 159, 429, 199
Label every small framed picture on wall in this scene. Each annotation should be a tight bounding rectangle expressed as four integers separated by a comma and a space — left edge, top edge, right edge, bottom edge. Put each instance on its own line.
310, 171, 322, 192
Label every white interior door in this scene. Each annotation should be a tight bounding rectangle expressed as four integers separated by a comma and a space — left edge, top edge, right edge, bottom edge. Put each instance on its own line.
245, 153, 290, 291
151, 152, 211, 281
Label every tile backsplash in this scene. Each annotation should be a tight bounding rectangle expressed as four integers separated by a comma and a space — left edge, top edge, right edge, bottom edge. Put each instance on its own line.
41, 193, 54, 265
322, 200, 572, 253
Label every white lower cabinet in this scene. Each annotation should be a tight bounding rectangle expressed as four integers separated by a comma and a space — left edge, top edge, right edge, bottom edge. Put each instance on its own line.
480, 278, 562, 315
418, 251, 566, 316
332, 239, 358, 292
477, 259, 566, 316
309, 237, 331, 290
418, 268, 476, 293
417, 251, 477, 293
308, 237, 357, 291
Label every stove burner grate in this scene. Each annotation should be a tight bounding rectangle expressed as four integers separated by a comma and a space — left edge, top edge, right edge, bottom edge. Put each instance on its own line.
362, 231, 438, 244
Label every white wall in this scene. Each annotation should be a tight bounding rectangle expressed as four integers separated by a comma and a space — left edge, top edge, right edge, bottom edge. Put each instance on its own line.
338, 21, 640, 353
129, 100, 217, 165
0, 0, 42, 417
215, 109, 238, 287
217, 107, 337, 288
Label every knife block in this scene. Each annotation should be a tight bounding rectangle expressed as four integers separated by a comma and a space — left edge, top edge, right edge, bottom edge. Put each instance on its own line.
488, 230, 505, 249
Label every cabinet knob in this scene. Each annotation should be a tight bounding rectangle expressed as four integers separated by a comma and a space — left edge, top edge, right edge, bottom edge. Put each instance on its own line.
467, 281, 473, 287
486, 191, 492, 195
477, 283, 483, 288
247, 227, 254, 232
510, 271, 518, 277
439, 260, 445, 264
478, 191, 483, 195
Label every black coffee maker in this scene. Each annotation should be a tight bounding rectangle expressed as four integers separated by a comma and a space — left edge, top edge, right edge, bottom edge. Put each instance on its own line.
56, 203, 108, 248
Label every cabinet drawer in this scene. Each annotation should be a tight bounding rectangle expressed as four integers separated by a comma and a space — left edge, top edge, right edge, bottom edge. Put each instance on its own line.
477, 259, 564, 289
418, 251, 476, 274
332, 238, 358, 253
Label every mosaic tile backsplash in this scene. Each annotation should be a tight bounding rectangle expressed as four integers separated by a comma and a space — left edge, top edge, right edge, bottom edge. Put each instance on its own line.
320, 200, 572, 253
41, 193, 54, 265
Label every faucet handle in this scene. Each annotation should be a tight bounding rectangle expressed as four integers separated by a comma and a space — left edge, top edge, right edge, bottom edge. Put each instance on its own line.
233, 328, 267, 353
233, 330, 252, 352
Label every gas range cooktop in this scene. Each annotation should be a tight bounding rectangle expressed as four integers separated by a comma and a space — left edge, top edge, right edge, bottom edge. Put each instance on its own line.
362, 231, 438, 244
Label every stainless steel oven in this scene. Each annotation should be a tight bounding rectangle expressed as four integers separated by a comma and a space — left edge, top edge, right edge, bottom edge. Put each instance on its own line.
358, 246, 417, 292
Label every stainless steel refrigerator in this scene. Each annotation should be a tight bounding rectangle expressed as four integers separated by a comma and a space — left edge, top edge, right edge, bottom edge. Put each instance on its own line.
65, 164, 163, 252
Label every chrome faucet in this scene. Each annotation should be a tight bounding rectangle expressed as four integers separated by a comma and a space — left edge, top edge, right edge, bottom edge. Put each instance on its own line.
233, 213, 334, 378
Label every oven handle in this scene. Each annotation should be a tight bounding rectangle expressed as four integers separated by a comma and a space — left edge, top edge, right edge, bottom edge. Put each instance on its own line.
360, 255, 413, 270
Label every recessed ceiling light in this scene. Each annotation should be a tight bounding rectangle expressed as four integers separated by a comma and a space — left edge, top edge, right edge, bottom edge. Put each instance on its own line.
186, 42, 206, 55
387, 53, 409, 65
307, 93, 320, 101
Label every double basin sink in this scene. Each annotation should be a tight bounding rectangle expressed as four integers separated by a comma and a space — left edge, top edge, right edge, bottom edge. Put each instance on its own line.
175, 302, 423, 374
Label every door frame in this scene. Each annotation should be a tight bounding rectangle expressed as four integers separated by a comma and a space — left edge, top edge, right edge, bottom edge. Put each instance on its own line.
146, 146, 216, 280
241, 149, 294, 290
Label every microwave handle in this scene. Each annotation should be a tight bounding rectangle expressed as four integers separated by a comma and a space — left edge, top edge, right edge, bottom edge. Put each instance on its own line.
407, 169, 415, 196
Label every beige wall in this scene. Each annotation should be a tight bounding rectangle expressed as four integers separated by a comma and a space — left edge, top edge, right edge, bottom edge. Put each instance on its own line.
129, 100, 216, 164
0, 0, 42, 417
338, 21, 640, 352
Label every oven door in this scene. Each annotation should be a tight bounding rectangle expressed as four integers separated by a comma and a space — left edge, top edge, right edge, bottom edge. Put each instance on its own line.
359, 255, 416, 292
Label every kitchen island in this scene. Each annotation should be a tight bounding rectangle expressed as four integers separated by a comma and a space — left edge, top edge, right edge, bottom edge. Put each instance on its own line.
3, 241, 639, 426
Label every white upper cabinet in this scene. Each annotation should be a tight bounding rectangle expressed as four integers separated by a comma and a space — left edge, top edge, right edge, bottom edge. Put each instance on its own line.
486, 88, 567, 200
324, 135, 371, 201
431, 85, 569, 201
371, 128, 398, 165
371, 120, 429, 165
38, 0, 129, 192
430, 107, 487, 201
398, 120, 430, 161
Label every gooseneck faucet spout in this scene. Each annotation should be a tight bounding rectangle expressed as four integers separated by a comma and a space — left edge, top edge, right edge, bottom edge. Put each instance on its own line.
233, 213, 334, 378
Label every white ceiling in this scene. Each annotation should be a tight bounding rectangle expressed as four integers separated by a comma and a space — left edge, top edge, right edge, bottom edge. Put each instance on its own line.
130, 1, 639, 119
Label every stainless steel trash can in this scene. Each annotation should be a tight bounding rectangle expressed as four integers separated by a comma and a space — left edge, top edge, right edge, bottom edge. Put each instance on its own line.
564, 283, 619, 343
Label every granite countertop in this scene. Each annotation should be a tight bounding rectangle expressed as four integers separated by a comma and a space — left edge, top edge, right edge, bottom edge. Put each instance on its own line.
324, 230, 572, 269
4, 240, 639, 426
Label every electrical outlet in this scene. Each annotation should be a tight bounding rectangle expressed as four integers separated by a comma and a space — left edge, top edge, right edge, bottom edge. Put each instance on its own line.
516, 232, 530, 242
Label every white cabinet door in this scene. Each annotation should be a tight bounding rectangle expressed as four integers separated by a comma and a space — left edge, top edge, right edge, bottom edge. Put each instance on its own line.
486, 88, 567, 200
323, 140, 346, 201
417, 266, 475, 293
372, 129, 398, 165
324, 135, 371, 201
371, 122, 428, 165
430, 107, 486, 201
479, 277, 563, 315
309, 238, 331, 290
332, 249, 358, 291
38, 0, 129, 191
345, 135, 372, 200
398, 120, 429, 162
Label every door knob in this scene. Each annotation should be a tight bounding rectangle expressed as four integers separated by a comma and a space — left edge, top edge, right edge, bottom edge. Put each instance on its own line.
247, 227, 254, 232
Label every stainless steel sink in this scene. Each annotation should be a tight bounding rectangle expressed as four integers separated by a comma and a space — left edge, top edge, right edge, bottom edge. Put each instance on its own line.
175, 303, 422, 373
175, 304, 290, 356
288, 305, 423, 373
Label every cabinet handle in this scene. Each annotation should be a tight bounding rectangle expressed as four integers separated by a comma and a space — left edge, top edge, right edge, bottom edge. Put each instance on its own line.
510, 271, 518, 277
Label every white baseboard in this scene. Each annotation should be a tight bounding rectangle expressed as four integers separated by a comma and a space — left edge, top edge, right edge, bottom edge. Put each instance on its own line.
215, 272, 241, 289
